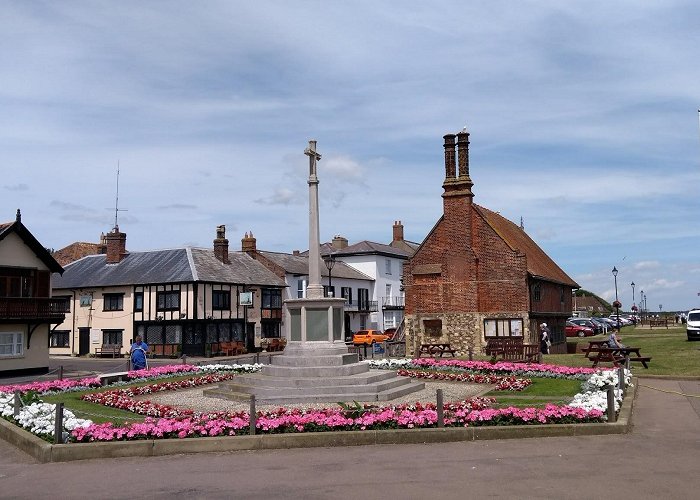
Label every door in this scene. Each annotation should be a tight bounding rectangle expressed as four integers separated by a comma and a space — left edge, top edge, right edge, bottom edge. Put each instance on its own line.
78, 327, 90, 356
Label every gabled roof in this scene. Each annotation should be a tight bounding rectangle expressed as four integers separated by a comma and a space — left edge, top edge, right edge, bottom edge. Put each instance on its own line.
53, 242, 105, 267
317, 240, 413, 259
0, 216, 64, 274
53, 248, 286, 289
473, 205, 579, 288
258, 251, 372, 281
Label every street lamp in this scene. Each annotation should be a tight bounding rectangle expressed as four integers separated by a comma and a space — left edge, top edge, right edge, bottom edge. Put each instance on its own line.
631, 281, 635, 310
323, 254, 336, 297
612, 266, 621, 331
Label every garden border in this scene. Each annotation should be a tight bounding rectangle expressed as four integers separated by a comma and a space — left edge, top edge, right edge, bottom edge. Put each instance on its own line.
0, 379, 638, 463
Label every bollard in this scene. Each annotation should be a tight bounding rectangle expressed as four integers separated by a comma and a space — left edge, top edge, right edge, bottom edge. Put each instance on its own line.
249, 395, 256, 435
606, 386, 616, 423
468, 347, 473, 361
182, 355, 187, 365
54, 402, 64, 444
625, 355, 630, 370
436, 389, 444, 428
617, 366, 626, 391
255, 352, 260, 364
13, 390, 20, 417
58, 365, 64, 381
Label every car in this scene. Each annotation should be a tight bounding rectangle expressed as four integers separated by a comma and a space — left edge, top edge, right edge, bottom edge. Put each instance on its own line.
568, 317, 602, 334
352, 329, 389, 345
383, 328, 397, 341
565, 321, 595, 337
687, 309, 700, 341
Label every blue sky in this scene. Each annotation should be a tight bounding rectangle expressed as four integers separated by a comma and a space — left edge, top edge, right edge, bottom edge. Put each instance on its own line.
1, 1, 699, 311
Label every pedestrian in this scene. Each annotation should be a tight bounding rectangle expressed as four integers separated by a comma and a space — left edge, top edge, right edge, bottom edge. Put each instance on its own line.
607, 330, 625, 349
129, 335, 149, 371
539, 323, 551, 354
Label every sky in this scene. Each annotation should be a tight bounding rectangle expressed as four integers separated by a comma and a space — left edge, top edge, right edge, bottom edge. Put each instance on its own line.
1, 1, 699, 311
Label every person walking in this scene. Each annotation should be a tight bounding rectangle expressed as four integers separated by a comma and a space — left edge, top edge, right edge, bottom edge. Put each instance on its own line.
540, 323, 551, 354
129, 335, 149, 371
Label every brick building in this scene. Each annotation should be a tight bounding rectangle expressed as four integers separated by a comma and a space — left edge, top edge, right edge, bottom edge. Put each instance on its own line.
403, 130, 579, 354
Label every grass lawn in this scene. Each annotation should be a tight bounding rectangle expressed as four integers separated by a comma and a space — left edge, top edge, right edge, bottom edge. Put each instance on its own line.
486, 377, 583, 408
545, 325, 700, 377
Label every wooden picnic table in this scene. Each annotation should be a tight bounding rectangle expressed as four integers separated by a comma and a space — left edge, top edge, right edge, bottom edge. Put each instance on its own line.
589, 346, 652, 369
582, 340, 609, 359
418, 343, 457, 358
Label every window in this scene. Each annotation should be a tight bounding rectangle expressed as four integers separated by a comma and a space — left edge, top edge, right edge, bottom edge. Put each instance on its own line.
323, 286, 336, 298
0, 268, 33, 297
484, 318, 524, 337
532, 283, 541, 302
261, 321, 281, 338
341, 287, 352, 305
55, 295, 71, 312
134, 292, 144, 312
424, 319, 442, 338
103, 293, 124, 311
212, 290, 231, 310
297, 279, 306, 299
0, 332, 23, 357
358, 288, 369, 310
262, 289, 282, 308
385, 284, 392, 301
385, 259, 392, 275
102, 329, 123, 345
50, 330, 70, 347
560, 286, 565, 304
157, 291, 180, 311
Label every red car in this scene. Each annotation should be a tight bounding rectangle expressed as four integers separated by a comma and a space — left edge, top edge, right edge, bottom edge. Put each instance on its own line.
566, 321, 595, 337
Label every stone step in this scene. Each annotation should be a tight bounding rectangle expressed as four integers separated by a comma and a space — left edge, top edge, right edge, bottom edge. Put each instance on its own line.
202, 380, 426, 405
262, 363, 369, 378
271, 353, 359, 367
231, 370, 397, 388
215, 375, 412, 397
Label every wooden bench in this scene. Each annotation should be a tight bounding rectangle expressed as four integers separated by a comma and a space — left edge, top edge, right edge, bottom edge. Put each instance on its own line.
418, 343, 456, 358
581, 340, 609, 359
647, 318, 670, 329
220, 341, 247, 356
150, 344, 179, 358
590, 347, 652, 369
94, 344, 122, 358
266, 338, 286, 352
485, 337, 524, 357
499, 343, 541, 363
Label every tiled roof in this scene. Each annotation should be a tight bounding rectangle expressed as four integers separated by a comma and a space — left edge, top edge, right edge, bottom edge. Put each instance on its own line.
53, 248, 286, 289
258, 251, 372, 281
0, 219, 64, 274
53, 242, 104, 266
474, 205, 579, 288
318, 240, 413, 259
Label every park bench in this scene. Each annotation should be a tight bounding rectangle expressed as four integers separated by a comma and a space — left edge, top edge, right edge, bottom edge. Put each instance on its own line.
499, 343, 541, 363
485, 337, 523, 356
647, 318, 670, 329
220, 341, 247, 356
418, 343, 457, 358
266, 338, 286, 352
94, 344, 122, 358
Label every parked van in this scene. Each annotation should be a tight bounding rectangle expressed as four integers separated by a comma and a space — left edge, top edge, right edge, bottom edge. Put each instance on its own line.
686, 309, 700, 341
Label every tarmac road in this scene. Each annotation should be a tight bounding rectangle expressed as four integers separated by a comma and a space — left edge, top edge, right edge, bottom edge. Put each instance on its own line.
0, 378, 698, 499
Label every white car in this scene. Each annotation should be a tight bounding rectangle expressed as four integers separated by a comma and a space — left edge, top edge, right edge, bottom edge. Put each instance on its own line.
687, 310, 700, 341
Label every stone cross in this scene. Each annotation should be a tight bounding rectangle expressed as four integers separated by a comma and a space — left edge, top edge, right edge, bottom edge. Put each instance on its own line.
304, 140, 324, 299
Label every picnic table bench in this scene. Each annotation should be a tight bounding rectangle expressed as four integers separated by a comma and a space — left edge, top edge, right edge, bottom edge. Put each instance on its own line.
582, 340, 609, 359
590, 347, 652, 369
94, 344, 122, 358
418, 343, 457, 358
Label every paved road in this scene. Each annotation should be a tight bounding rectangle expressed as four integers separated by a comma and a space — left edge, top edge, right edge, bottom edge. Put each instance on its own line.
0, 379, 698, 499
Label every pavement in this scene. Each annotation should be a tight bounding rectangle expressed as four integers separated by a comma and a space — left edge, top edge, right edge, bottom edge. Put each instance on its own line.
0, 378, 698, 499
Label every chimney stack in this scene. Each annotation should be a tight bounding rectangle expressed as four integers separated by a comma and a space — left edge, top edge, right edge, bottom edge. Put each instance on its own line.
105, 228, 128, 264
392, 220, 404, 242
332, 235, 348, 250
213, 225, 230, 264
293, 250, 300, 256
443, 134, 456, 181
456, 128, 472, 182
241, 231, 257, 256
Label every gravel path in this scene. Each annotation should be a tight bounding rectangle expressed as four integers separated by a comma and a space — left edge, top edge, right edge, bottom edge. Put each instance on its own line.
145, 376, 496, 413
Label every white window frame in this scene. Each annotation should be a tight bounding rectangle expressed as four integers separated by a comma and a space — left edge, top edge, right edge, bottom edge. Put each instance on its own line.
0, 332, 24, 357
385, 259, 392, 275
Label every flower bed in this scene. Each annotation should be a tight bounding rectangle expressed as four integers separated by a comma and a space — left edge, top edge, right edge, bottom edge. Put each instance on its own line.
0, 360, 628, 444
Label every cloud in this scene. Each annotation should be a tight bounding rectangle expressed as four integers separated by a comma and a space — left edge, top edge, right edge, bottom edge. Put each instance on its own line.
3, 183, 29, 191
50, 200, 91, 211
157, 203, 198, 210
634, 261, 660, 270
323, 155, 367, 185
254, 188, 298, 206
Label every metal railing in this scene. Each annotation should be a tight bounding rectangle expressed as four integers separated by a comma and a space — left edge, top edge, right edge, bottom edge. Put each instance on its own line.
381, 296, 405, 308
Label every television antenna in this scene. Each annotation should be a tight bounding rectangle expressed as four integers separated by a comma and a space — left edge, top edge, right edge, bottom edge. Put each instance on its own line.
110, 161, 127, 231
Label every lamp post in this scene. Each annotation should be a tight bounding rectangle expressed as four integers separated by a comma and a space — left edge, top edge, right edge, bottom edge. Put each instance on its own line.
631, 281, 635, 310
323, 254, 336, 297
612, 266, 621, 331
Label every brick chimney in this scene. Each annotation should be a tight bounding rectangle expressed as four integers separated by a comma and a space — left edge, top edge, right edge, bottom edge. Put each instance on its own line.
105, 227, 128, 264
441, 129, 474, 247
241, 231, 257, 256
332, 235, 348, 250
392, 220, 404, 242
213, 225, 230, 264
293, 250, 300, 256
